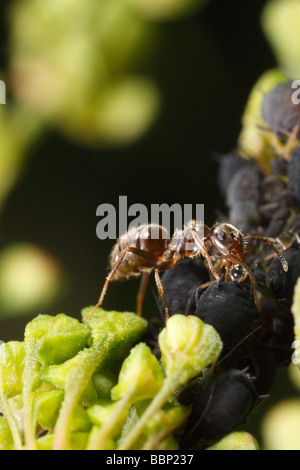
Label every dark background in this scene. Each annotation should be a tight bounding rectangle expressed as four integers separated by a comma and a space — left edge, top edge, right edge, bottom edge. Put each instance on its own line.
0, 0, 298, 446
0, 0, 276, 339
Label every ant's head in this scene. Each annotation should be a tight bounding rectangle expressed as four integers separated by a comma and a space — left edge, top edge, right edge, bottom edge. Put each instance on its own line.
210, 223, 245, 261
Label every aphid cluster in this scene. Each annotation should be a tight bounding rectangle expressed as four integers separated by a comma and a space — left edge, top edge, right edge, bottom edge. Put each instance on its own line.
175, 80, 300, 448
89, 79, 300, 449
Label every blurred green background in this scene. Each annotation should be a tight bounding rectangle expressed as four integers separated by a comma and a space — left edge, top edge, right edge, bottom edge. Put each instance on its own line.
0, 0, 300, 447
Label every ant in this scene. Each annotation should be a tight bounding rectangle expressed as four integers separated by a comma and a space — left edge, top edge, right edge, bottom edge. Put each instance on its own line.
83, 221, 288, 322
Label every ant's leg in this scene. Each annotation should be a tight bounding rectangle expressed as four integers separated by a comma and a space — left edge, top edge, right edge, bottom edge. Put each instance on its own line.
83, 247, 157, 322
260, 122, 300, 161
154, 268, 169, 320
281, 122, 300, 162
191, 230, 220, 281
244, 235, 288, 272
199, 279, 218, 290
136, 272, 150, 317
224, 259, 231, 282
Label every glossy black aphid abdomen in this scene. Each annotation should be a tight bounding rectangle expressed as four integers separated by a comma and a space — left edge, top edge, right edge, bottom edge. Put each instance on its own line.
182, 369, 257, 447
288, 146, 300, 208
265, 207, 292, 238
217, 152, 252, 198
230, 349, 277, 397
226, 165, 264, 231
267, 247, 300, 305
193, 281, 258, 352
261, 81, 300, 138
159, 258, 210, 317
257, 313, 294, 367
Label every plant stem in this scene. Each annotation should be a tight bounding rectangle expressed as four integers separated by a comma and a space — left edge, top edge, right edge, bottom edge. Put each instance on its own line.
23, 354, 38, 450
141, 413, 187, 450
53, 347, 106, 450
0, 395, 23, 450
87, 393, 133, 450
118, 378, 175, 450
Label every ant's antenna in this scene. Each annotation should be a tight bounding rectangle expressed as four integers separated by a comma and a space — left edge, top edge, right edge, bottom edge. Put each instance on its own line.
244, 235, 288, 272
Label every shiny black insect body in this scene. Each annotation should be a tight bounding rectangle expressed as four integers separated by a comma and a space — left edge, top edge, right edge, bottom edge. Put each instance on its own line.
226, 349, 277, 397
267, 246, 300, 306
159, 258, 210, 318
261, 81, 300, 140
264, 207, 292, 238
259, 313, 294, 367
189, 281, 258, 352
217, 152, 252, 198
226, 165, 264, 232
181, 369, 257, 448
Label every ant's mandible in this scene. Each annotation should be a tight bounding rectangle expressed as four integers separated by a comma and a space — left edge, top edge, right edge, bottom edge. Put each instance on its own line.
83, 221, 288, 322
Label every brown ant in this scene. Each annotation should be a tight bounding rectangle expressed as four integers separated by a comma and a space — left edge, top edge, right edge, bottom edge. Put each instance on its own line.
83, 221, 288, 322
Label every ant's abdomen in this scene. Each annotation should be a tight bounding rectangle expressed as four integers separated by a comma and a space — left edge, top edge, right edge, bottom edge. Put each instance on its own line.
109, 225, 170, 278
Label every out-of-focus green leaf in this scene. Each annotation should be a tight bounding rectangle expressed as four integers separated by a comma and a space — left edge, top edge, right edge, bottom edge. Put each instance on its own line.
262, 0, 300, 78
0, 244, 64, 318
127, 0, 209, 20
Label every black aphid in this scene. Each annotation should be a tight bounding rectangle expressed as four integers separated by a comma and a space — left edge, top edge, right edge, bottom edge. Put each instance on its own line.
182, 369, 257, 447
191, 281, 258, 352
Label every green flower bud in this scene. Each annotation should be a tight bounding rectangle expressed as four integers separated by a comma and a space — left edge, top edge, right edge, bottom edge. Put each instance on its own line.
159, 315, 222, 383
93, 370, 117, 399
86, 341, 164, 451
157, 436, 179, 450
207, 432, 260, 450
88, 427, 116, 450
141, 406, 189, 450
145, 406, 188, 435
41, 349, 98, 406
36, 434, 54, 450
25, 314, 90, 366
37, 432, 90, 450
0, 342, 24, 399
54, 309, 146, 449
34, 390, 64, 430
81, 308, 147, 365
87, 400, 119, 427
111, 343, 164, 402
70, 404, 91, 433
37, 314, 90, 365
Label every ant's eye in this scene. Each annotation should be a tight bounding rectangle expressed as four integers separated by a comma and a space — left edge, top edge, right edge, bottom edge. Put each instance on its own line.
217, 230, 226, 242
